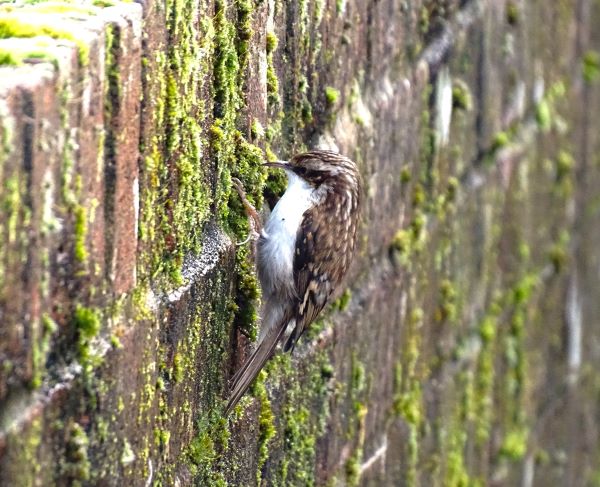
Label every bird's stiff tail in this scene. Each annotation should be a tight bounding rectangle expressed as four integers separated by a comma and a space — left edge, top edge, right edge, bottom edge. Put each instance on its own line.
225, 319, 290, 415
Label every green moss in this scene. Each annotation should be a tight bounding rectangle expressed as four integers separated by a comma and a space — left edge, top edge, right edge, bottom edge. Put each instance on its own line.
0, 48, 16, 65
410, 211, 426, 242
499, 427, 528, 460
582, 50, 600, 83
548, 80, 566, 98
392, 308, 424, 486
548, 230, 570, 273
478, 315, 496, 344
73, 305, 102, 372
268, 351, 333, 485
62, 422, 91, 483
451, 80, 473, 111
3, 415, 44, 482
213, 2, 241, 118
236, 0, 253, 72
187, 418, 218, 467
19, 2, 97, 16
30, 313, 58, 389
473, 312, 498, 444
351, 358, 365, 393
154, 427, 170, 449
391, 229, 411, 263
187, 404, 230, 484
435, 279, 457, 323
172, 352, 184, 383
419, 5, 430, 35
500, 275, 536, 428
324, 86, 340, 105
281, 404, 316, 485
0, 12, 90, 65
251, 118, 265, 140
313, 0, 324, 26
120, 438, 135, 466
73, 305, 101, 340
301, 99, 314, 124
506, 1, 520, 25
400, 167, 411, 184
255, 371, 275, 485
332, 288, 352, 311
443, 425, 470, 487
419, 86, 436, 179
345, 454, 360, 485
266, 33, 280, 106
227, 135, 267, 338
394, 381, 422, 426
3, 174, 21, 249
137, 3, 216, 287
534, 81, 567, 133
511, 274, 537, 305
446, 176, 458, 201
412, 182, 425, 207
492, 130, 511, 151
345, 402, 367, 486
0, 116, 13, 296
73, 204, 88, 263
266, 31, 278, 54
109, 334, 122, 349
158, 268, 234, 481
535, 99, 552, 131
556, 150, 574, 181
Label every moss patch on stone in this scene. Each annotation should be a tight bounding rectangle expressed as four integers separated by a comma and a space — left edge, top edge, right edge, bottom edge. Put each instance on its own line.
325, 86, 340, 105
582, 50, 600, 83
0, 10, 91, 65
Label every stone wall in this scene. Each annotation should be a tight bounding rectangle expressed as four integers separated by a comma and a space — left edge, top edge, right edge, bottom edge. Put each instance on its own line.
0, 0, 599, 485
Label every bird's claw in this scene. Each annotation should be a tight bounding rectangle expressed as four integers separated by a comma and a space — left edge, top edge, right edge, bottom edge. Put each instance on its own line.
236, 229, 260, 246
231, 177, 262, 244
231, 177, 245, 195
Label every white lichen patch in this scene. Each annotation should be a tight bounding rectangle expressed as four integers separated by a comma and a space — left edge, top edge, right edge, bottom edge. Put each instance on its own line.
352, 90, 373, 130
0, 97, 15, 153
380, 75, 397, 105
316, 133, 340, 152
167, 223, 232, 303
435, 66, 453, 147
42, 165, 62, 235
566, 275, 582, 386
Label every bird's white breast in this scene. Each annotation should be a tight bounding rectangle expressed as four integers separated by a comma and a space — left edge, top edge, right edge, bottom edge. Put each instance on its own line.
259, 171, 317, 292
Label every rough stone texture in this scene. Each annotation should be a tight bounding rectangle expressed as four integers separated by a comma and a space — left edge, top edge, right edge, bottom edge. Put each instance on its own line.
0, 0, 599, 486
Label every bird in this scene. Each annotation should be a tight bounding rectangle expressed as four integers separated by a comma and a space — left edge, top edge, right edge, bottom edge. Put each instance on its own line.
226, 149, 362, 415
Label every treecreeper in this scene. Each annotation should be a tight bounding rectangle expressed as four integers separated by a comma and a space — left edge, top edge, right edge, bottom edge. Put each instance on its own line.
226, 150, 362, 415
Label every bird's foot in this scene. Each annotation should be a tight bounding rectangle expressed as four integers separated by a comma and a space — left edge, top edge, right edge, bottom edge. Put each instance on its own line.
231, 177, 262, 246
236, 229, 261, 247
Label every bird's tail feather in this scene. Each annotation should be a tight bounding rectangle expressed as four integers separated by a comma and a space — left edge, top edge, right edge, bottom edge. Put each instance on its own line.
225, 319, 290, 415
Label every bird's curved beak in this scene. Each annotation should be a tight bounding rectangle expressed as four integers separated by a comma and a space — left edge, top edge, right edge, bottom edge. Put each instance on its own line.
263, 160, 288, 169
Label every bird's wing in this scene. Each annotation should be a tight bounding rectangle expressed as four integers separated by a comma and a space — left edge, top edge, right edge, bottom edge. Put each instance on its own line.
284, 205, 334, 352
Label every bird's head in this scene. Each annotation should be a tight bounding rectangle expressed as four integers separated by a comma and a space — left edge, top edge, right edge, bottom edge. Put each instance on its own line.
264, 150, 360, 189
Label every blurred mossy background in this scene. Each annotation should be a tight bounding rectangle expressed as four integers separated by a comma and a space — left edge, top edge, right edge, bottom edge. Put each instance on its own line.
0, 0, 600, 485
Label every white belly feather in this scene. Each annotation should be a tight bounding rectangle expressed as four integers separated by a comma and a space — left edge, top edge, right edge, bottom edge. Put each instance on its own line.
258, 171, 317, 298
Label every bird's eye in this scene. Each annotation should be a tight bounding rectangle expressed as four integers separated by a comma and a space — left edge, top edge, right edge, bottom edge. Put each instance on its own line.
292, 166, 308, 177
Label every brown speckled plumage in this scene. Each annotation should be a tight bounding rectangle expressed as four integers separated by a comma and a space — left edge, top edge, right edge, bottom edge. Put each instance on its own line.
284, 151, 361, 350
